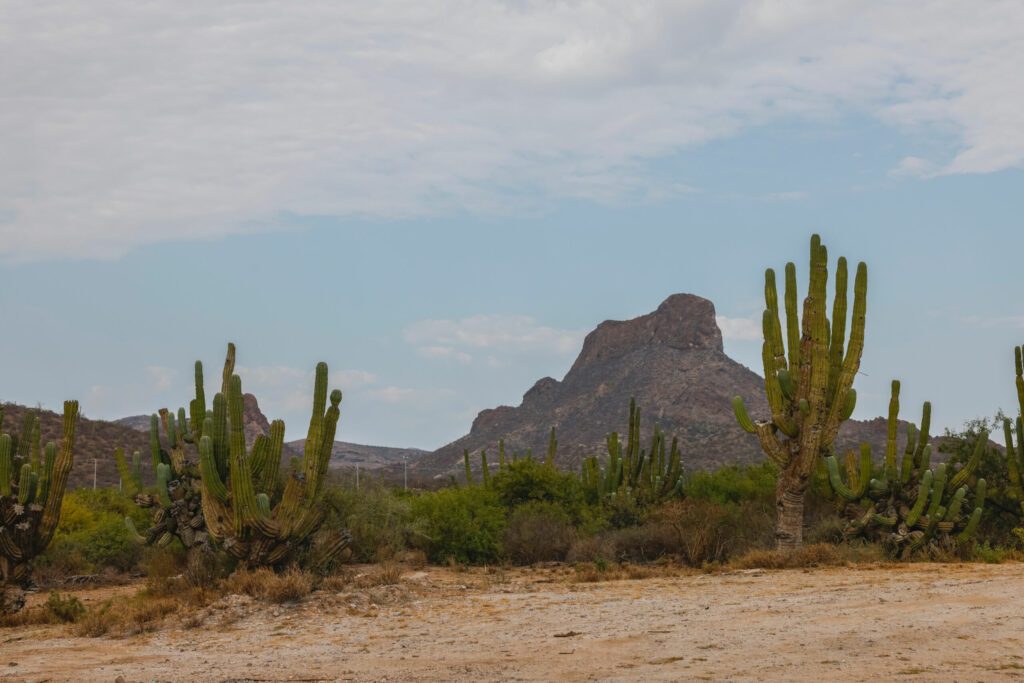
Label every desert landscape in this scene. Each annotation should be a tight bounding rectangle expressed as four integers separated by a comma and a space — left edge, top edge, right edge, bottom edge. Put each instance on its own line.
4, 562, 1024, 682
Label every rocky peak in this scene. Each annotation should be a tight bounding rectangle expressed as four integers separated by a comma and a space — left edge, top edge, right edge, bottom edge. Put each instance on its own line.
569, 293, 722, 373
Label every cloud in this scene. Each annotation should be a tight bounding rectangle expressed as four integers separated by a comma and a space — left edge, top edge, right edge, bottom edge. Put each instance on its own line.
3, 1, 1024, 260
889, 156, 937, 179
367, 386, 455, 405
235, 364, 377, 413
716, 315, 762, 341
144, 366, 177, 392
404, 314, 585, 358
415, 346, 474, 364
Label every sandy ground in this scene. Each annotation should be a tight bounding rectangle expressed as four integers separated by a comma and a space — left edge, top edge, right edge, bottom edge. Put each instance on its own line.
3, 562, 1024, 682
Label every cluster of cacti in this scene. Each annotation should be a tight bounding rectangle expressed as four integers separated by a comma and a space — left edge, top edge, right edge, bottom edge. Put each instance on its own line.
463, 438, 529, 486
825, 380, 985, 558
196, 356, 350, 570
733, 234, 867, 549
121, 357, 217, 551
0, 402, 79, 614
580, 398, 684, 505
1002, 345, 1024, 519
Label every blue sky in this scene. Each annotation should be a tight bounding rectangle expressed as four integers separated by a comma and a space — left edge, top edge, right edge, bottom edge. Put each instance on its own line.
1, 2, 1022, 448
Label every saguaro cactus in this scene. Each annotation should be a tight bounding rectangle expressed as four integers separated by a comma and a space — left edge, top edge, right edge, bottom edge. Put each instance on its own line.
198, 359, 350, 569
0, 402, 79, 614
1002, 345, 1024, 517
580, 398, 684, 505
732, 234, 867, 549
825, 381, 985, 558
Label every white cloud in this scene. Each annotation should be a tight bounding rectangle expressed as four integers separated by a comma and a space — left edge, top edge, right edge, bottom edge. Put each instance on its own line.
330, 369, 378, 388
405, 314, 585, 356
3, 1, 1023, 260
889, 156, 937, 179
367, 386, 455, 405
716, 315, 762, 341
144, 365, 177, 392
415, 346, 474, 364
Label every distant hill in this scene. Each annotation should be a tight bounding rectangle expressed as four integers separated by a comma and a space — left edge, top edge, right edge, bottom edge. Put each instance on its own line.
287, 440, 427, 470
415, 293, 917, 479
1, 402, 151, 490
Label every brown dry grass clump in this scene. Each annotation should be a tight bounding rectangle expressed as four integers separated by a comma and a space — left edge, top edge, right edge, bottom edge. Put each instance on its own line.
221, 567, 315, 604
730, 542, 886, 570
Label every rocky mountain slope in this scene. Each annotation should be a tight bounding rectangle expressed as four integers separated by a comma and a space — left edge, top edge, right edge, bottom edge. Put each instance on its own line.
416, 293, 901, 478
287, 440, 428, 470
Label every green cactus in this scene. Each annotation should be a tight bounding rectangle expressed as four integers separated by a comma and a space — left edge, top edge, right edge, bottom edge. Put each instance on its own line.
1002, 345, 1024, 518
579, 398, 684, 506
825, 380, 985, 559
732, 234, 868, 549
1, 401, 79, 614
197, 356, 350, 570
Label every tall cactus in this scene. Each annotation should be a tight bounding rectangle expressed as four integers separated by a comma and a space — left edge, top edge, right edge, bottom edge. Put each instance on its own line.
825, 380, 986, 558
732, 234, 867, 549
1002, 345, 1024, 517
1, 401, 78, 614
580, 398, 684, 505
197, 357, 350, 569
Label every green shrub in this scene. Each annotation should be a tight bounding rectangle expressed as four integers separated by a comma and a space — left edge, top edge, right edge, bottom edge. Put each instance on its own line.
320, 480, 416, 562
684, 463, 777, 506
491, 459, 583, 514
45, 592, 86, 623
410, 486, 506, 564
36, 488, 151, 577
502, 501, 577, 564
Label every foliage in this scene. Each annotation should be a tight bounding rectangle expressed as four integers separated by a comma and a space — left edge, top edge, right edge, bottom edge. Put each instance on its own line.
684, 463, 777, 506
409, 486, 506, 564
502, 501, 576, 564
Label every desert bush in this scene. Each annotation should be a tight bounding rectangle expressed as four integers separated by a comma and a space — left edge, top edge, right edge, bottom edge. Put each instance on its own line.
222, 567, 315, 603
490, 459, 585, 517
36, 488, 151, 578
321, 480, 416, 562
656, 499, 773, 566
409, 486, 506, 564
75, 594, 180, 637
731, 543, 844, 569
503, 501, 577, 564
684, 463, 777, 506
45, 591, 86, 623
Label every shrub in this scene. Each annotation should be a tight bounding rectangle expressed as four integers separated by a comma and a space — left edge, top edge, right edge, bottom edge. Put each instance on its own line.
410, 486, 506, 564
36, 488, 151, 578
503, 502, 577, 564
655, 499, 773, 566
684, 463, 777, 506
321, 480, 415, 562
490, 459, 584, 518
45, 592, 86, 623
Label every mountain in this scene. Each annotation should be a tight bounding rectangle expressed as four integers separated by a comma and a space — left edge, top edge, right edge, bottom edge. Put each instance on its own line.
415, 293, 901, 478
286, 440, 427, 470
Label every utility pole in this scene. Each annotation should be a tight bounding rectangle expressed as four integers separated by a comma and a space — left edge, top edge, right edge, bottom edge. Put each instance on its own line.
92, 458, 98, 490
403, 455, 408, 490
355, 463, 360, 491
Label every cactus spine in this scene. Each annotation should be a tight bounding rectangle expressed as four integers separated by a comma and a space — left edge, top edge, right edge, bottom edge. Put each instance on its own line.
732, 234, 867, 549
825, 381, 986, 558
1, 402, 78, 614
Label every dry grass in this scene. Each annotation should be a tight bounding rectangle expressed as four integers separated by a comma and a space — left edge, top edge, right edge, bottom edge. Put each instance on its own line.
73, 594, 180, 637
221, 567, 315, 604
729, 542, 886, 570
353, 561, 403, 588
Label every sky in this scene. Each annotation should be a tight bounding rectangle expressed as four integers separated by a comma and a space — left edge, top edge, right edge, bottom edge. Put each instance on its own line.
1, 1, 1022, 449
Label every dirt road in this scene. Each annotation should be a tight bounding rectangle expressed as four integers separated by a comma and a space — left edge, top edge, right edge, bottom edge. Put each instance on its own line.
3, 563, 1023, 682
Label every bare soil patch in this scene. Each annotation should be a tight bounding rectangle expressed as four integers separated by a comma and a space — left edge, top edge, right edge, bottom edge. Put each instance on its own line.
3, 562, 1023, 682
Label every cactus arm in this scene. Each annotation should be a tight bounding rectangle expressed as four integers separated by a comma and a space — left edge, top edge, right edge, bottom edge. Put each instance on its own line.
957, 507, 982, 543
827, 256, 848, 396
904, 469, 933, 529
1004, 419, 1022, 501
0, 434, 11, 497
480, 450, 490, 487
124, 517, 148, 544
822, 261, 867, 444
36, 401, 78, 548
732, 397, 756, 434
149, 414, 163, 472
198, 436, 228, 503
925, 464, 947, 519
256, 420, 285, 493
948, 430, 987, 492
884, 381, 900, 481
783, 262, 801, 370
